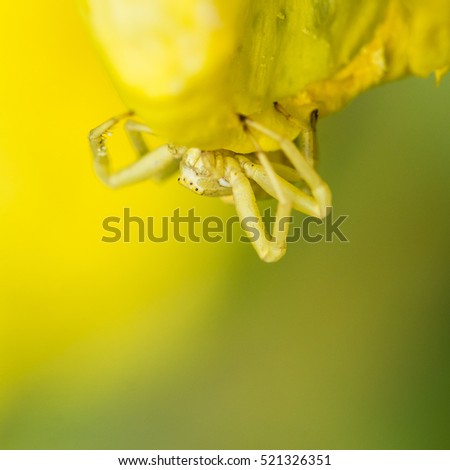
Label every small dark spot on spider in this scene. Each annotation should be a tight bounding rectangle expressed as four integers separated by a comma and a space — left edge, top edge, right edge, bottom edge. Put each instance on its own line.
190, 182, 193, 185
195, 188, 199, 192
177, 177, 180, 181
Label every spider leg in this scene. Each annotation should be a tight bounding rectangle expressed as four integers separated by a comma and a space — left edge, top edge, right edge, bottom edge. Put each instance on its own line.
246, 129, 289, 207
225, 157, 290, 263
244, 117, 331, 218
269, 162, 302, 184
124, 119, 153, 158
89, 114, 181, 188
237, 155, 320, 218
275, 103, 319, 167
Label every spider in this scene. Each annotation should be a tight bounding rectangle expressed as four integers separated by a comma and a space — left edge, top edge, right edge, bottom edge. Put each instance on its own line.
89, 109, 331, 262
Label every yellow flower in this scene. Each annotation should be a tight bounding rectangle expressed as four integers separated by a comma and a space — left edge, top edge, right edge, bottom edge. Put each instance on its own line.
80, 1, 449, 151
283, 0, 450, 120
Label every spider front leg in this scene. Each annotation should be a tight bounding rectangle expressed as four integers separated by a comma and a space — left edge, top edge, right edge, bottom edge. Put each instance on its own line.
124, 119, 182, 182
225, 157, 291, 263
124, 119, 153, 158
244, 117, 331, 218
89, 114, 181, 188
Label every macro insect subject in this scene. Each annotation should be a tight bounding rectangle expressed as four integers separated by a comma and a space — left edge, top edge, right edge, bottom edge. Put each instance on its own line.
81, 0, 450, 262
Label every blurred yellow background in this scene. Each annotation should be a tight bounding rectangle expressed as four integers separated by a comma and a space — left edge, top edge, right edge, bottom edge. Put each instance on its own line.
0, 1, 449, 449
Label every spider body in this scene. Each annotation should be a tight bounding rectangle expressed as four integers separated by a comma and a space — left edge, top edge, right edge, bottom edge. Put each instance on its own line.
178, 149, 232, 197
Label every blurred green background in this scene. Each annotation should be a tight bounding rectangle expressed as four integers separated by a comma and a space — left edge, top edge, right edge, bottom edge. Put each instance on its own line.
0, 2, 449, 449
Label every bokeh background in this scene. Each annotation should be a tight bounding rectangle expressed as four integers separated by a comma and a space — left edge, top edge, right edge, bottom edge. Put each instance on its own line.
0, 1, 449, 449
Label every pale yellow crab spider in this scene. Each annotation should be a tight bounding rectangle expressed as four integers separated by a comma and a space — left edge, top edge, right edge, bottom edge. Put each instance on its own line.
89, 112, 331, 262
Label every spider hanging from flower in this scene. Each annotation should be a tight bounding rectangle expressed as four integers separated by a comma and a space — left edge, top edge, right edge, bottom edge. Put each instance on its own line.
81, 0, 450, 262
